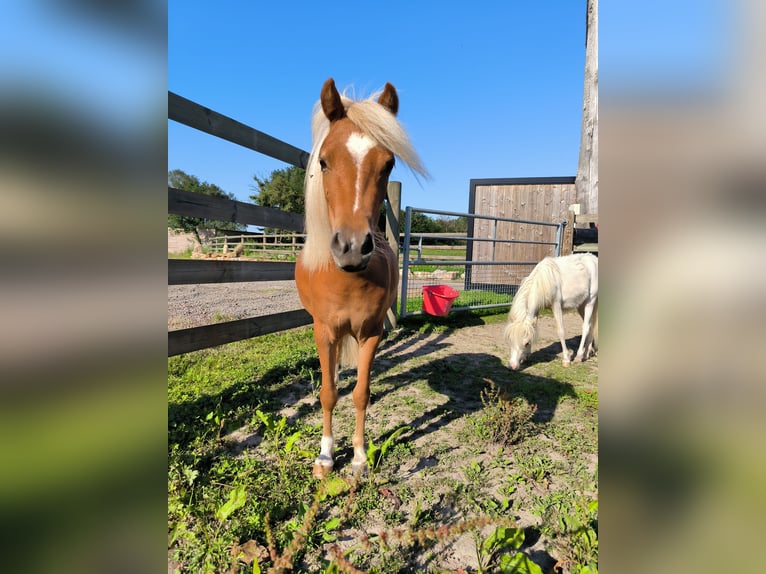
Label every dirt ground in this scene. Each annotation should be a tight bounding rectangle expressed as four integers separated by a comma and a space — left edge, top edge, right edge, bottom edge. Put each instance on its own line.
168, 281, 302, 329
170, 281, 597, 571
300, 311, 595, 571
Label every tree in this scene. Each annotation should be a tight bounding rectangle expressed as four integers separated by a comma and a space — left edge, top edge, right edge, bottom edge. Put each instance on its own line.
410, 212, 441, 234
250, 166, 306, 215
168, 169, 246, 241
575, 0, 598, 215
435, 216, 468, 234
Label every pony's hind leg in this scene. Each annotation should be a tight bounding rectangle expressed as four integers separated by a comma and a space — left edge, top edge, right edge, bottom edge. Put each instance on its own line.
312, 323, 340, 478
574, 300, 597, 363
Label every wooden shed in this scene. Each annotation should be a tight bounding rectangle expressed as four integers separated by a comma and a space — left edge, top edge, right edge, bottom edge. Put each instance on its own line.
466, 177, 578, 287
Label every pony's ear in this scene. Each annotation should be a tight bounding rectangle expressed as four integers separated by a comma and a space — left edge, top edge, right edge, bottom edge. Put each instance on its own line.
378, 82, 399, 116
320, 78, 345, 122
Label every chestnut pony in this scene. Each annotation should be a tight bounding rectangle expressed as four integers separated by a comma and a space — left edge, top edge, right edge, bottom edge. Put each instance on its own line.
295, 79, 427, 477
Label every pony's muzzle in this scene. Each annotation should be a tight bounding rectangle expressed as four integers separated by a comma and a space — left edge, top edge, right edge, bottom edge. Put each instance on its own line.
330, 230, 374, 271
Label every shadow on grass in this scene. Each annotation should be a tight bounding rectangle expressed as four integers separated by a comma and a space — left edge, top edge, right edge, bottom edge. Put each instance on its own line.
167, 351, 321, 448
372, 350, 576, 447
517, 334, 593, 370
168, 311, 578, 462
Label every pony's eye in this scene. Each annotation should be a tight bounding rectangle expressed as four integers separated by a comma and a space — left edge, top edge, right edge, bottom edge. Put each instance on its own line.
319, 158, 328, 171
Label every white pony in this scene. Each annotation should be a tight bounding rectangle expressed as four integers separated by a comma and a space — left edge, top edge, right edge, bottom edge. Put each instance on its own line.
504, 253, 598, 370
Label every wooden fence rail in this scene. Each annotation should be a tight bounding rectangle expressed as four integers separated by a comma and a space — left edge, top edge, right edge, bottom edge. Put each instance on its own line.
168, 310, 312, 357
168, 187, 304, 232
168, 92, 314, 356
206, 233, 305, 257
169, 92, 310, 169
168, 260, 297, 285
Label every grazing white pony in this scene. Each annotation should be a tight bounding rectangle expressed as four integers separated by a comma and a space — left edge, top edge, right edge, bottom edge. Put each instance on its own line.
504, 253, 598, 370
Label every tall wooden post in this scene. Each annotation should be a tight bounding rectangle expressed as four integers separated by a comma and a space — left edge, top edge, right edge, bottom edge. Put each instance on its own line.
576, 0, 598, 216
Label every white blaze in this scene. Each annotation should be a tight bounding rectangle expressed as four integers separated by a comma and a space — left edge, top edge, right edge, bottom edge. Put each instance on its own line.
345, 132, 375, 212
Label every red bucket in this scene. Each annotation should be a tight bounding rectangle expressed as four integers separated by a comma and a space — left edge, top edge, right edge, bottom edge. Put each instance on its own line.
422, 285, 459, 316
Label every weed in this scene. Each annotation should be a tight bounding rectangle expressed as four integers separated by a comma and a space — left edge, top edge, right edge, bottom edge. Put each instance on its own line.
255, 409, 313, 467
462, 460, 484, 485
365, 425, 410, 478
469, 379, 538, 447
515, 450, 554, 484
533, 490, 599, 573
212, 311, 236, 323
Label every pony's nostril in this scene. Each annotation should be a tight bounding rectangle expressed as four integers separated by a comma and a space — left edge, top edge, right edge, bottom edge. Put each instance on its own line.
360, 233, 374, 256
331, 232, 350, 255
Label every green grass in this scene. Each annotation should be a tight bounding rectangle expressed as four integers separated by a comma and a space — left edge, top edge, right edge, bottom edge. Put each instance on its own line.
168, 247, 195, 259
168, 312, 598, 573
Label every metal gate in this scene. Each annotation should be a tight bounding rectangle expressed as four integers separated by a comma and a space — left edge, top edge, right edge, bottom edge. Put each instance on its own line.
399, 207, 566, 317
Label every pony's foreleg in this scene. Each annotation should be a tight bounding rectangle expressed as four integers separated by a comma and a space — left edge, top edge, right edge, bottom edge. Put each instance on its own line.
350, 333, 380, 474
313, 323, 340, 478
574, 299, 597, 363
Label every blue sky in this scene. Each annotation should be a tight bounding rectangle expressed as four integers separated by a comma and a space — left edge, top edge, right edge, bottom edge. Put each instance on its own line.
0, 1, 724, 220
169, 1, 587, 219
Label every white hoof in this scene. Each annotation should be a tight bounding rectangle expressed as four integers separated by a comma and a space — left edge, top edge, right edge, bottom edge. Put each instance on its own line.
350, 459, 367, 477
313, 456, 334, 478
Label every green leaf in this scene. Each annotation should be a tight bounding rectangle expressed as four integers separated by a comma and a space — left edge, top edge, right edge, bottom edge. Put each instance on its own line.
215, 484, 247, 521
323, 517, 341, 530
322, 477, 350, 498
379, 426, 409, 459
284, 431, 301, 453
255, 410, 272, 429
481, 527, 524, 555
183, 467, 199, 486
500, 552, 543, 574
366, 440, 380, 468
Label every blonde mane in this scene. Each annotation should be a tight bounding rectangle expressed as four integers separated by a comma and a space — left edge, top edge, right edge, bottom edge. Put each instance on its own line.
504, 257, 560, 344
301, 89, 428, 271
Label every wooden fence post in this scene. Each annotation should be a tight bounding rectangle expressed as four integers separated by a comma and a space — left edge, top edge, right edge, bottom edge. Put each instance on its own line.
385, 181, 401, 330
561, 213, 574, 256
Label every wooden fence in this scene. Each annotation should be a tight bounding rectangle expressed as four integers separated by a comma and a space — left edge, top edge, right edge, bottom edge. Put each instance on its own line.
202, 231, 467, 261
468, 177, 577, 278
560, 203, 599, 255
168, 92, 401, 356
206, 233, 306, 257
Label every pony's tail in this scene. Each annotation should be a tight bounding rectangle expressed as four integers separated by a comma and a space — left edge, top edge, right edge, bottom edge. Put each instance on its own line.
339, 334, 358, 369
